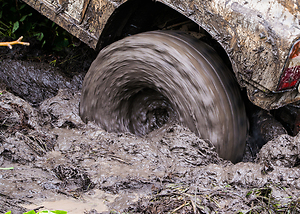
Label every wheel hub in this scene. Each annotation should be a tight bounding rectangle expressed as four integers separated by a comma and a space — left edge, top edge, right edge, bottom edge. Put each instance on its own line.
128, 88, 177, 136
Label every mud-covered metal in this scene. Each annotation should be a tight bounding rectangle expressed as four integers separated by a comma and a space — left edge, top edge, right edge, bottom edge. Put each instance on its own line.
22, 0, 127, 48
22, 0, 300, 110
52, 0, 91, 23
158, 0, 300, 110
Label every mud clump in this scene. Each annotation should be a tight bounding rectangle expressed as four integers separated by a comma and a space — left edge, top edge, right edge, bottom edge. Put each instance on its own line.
53, 165, 95, 192
257, 134, 300, 168
246, 107, 287, 157
1, 90, 300, 213
0, 59, 83, 106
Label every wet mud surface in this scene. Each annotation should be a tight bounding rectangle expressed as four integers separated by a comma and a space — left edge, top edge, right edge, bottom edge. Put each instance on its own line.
0, 45, 300, 213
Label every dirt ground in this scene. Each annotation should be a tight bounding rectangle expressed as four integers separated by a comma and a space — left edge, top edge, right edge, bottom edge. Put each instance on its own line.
0, 40, 300, 214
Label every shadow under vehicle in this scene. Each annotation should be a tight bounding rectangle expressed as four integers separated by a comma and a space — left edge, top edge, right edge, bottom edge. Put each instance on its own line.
23, 0, 300, 163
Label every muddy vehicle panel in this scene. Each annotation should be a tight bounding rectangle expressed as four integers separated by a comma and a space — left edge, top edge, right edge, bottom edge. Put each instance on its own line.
23, 0, 300, 110
166, 0, 300, 110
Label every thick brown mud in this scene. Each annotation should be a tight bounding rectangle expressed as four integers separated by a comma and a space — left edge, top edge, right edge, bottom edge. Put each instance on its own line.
0, 87, 300, 213
0, 59, 83, 106
0, 37, 300, 213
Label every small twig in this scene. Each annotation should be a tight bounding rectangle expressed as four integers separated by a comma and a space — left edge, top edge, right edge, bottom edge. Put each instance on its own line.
0, 36, 30, 49
171, 201, 189, 213
33, 206, 44, 212
107, 154, 132, 165
190, 196, 198, 214
56, 189, 77, 198
207, 194, 221, 208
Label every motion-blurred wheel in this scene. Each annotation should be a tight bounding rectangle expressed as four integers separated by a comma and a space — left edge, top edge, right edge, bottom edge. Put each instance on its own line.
80, 31, 247, 163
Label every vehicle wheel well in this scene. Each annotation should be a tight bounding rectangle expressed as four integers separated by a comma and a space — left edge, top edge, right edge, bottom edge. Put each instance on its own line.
97, 0, 233, 72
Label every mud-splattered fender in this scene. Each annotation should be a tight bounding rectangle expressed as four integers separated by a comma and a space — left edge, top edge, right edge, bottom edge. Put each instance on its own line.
157, 0, 300, 109
23, 0, 300, 110
22, 0, 128, 48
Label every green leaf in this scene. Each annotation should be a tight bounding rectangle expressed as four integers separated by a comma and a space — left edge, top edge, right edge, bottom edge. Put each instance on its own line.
0, 167, 14, 170
24, 210, 36, 214
53, 211, 67, 214
49, 60, 56, 66
33, 32, 44, 41
37, 32, 44, 41
246, 190, 252, 196
12, 21, 19, 33
20, 15, 27, 22
19, 4, 26, 10
5, 211, 12, 214
41, 40, 46, 48
20, 13, 33, 22
37, 211, 67, 214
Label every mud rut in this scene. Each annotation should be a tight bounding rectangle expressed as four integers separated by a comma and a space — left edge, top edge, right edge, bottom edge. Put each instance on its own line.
0, 48, 300, 213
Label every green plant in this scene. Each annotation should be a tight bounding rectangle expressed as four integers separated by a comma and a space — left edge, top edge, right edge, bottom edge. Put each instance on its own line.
0, 0, 73, 50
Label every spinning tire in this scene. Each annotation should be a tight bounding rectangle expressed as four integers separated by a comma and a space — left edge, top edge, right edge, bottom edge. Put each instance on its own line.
80, 31, 247, 162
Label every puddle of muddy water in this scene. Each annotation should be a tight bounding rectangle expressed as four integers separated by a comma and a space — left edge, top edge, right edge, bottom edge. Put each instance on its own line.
22, 190, 113, 213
